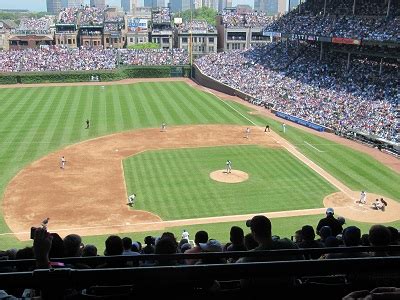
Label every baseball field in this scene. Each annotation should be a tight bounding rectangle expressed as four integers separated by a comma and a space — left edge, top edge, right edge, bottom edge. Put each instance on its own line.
0, 79, 399, 252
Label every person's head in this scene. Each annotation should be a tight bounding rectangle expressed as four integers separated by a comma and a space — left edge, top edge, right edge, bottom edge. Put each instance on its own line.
342, 226, 361, 246
319, 226, 332, 240
155, 236, 178, 254
337, 216, 346, 226
361, 233, 370, 246
230, 226, 245, 245
246, 215, 272, 242
387, 226, 399, 245
122, 237, 133, 251
180, 243, 192, 253
63, 234, 83, 257
294, 230, 303, 243
301, 225, 315, 241
194, 230, 209, 246
369, 225, 391, 246
199, 239, 223, 252
326, 208, 334, 217
104, 235, 123, 256
244, 232, 258, 250
144, 235, 155, 246
49, 233, 64, 258
82, 244, 98, 257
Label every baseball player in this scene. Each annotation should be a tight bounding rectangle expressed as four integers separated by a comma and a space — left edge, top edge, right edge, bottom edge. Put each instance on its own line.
128, 194, 136, 206
265, 124, 270, 132
161, 122, 167, 132
245, 127, 250, 139
182, 229, 189, 241
358, 191, 367, 204
60, 156, 66, 169
282, 123, 286, 133
86, 119, 90, 129
226, 160, 232, 174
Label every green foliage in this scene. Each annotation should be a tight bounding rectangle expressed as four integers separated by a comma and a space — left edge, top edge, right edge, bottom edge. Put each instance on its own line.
0, 11, 48, 25
0, 74, 18, 84
127, 42, 161, 49
0, 66, 191, 84
178, 7, 217, 26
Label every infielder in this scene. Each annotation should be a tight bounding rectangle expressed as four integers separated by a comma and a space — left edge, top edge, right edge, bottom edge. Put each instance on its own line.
359, 191, 367, 204
226, 160, 232, 174
161, 122, 167, 132
128, 194, 136, 206
282, 123, 286, 133
60, 156, 66, 169
245, 127, 250, 139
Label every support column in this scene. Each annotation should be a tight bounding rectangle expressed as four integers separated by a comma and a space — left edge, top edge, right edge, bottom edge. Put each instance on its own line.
320, 42, 323, 60
346, 52, 351, 71
324, 0, 327, 16
387, 0, 391, 17
353, 0, 356, 15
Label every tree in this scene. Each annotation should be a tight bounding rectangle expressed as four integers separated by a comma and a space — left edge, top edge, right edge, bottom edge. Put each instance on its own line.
127, 42, 161, 50
177, 7, 217, 26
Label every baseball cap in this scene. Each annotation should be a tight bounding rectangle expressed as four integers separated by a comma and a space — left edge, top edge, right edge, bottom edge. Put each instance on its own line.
199, 239, 223, 252
326, 208, 334, 215
246, 215, 271, 235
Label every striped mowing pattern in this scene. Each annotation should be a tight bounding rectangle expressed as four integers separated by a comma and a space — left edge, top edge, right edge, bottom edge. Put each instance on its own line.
123, 146, 337, 220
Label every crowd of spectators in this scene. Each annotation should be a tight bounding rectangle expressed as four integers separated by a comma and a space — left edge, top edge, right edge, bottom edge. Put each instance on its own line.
58, 7, 79, 24
264, 0, 400, 42
79, 6, 105, 26
196, 42, 399, 143
152, 8, 171, 24
221, 11, 274, 28
119, 48, 189, 66
0, 47, 189, 72
0, 212, 398, 297
177, 20, 216, 32
0, 46, 116, 72
13, 18, 51, 34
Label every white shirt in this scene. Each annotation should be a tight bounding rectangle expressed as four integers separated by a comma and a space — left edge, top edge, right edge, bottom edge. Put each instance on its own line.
182, 231, 189, 240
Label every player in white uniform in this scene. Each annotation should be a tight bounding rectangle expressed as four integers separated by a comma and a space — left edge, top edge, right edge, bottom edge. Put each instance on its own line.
282, 123, 286, 133
359, 191, 367, 204
226, 160, 232, 174
60, 156, 66, 169
245, 127, 250, 139
182, 229, 189, 241
128, 194, 136, 206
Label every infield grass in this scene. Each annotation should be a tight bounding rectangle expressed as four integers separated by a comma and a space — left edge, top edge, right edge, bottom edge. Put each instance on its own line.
123, 145, 337, 220
0, 80, 399, 250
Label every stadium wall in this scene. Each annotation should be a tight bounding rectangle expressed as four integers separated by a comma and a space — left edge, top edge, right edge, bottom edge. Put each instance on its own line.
0, 66, 191, 84
192, 64, 253, 100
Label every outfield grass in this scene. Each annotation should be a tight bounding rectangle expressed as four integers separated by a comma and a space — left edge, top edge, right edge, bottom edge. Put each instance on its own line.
123, 145, 337, 219
0, 81, 399, 251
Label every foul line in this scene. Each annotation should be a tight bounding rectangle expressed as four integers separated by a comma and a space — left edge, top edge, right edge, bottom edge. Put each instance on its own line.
304, 141, 324, 153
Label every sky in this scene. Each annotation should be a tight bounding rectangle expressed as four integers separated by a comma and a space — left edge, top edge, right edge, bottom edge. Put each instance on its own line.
0, 0, 253, 12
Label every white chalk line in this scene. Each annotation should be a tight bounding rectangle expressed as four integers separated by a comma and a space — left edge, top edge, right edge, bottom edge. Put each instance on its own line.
209, 91, 357, 202
304, 141, 325, 153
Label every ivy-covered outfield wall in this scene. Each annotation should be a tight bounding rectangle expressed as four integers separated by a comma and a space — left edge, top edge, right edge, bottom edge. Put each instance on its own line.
0, 65, 192, 84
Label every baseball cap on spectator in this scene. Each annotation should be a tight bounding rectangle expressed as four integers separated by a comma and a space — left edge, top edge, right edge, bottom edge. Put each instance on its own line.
199, 239, 222, 252
326, 208, 334, 215
246, 215, 271, 236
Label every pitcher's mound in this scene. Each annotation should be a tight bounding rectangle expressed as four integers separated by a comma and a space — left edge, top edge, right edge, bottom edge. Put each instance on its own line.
210, 170, 249, 183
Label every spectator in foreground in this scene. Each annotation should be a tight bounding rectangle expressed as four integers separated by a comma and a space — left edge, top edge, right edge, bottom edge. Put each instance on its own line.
184, 230, 209, 265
